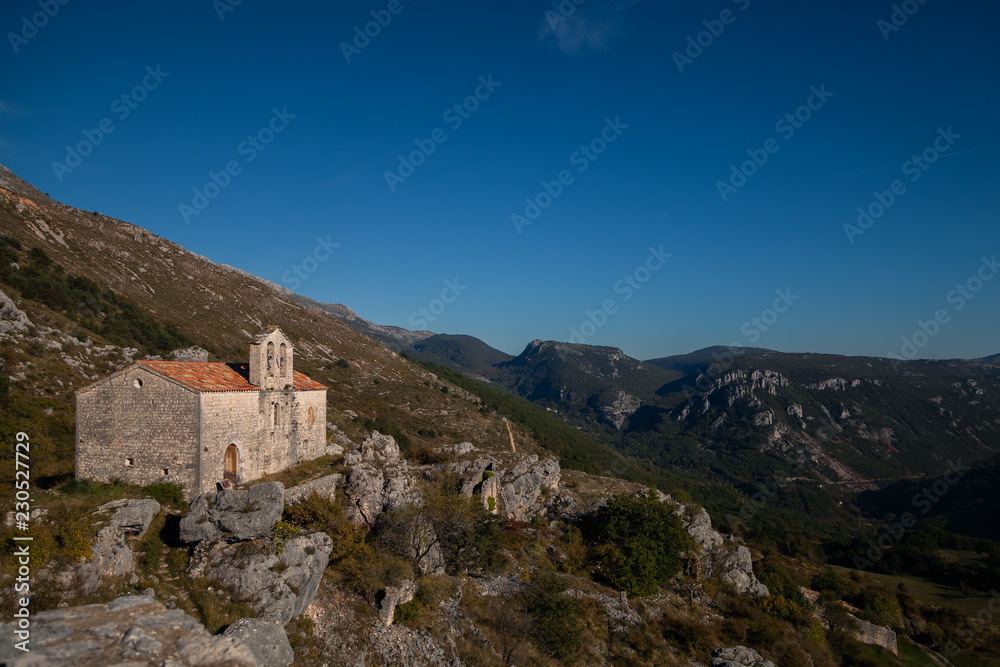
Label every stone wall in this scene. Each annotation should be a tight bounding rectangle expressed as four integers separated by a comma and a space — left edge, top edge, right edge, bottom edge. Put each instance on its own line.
77, 361, 327, 497
76, 366, 199, 494
197, 388, 326, 494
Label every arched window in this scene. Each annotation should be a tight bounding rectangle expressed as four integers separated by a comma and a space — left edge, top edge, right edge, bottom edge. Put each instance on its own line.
279, 343, 287, 376
273, 402, 280, 427
266, 342, 275, 376
306, 406, 315, 426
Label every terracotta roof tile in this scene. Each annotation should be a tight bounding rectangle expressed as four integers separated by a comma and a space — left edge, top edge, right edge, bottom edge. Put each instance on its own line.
138, 361, 325, 392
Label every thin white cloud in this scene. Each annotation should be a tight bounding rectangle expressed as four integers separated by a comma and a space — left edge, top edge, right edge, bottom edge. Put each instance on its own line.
539, 0, 644, 55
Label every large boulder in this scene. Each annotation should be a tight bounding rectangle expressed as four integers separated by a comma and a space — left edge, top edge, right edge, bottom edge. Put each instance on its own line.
498, 456, 560, 521
223, 617, 295, 667
343, 430, 400, 467
0, 595, 255, 666
77, 498, 161, 593
180, 482, 284, 543
717, 546, 770, 598
343, 433, 421, 527
711, 646, 777, 667
188, 531, 333, 625
344, 463, 386, 526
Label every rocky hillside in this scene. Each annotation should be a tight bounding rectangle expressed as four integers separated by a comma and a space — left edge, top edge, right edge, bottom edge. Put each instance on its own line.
480, 343, 1000, 494
0, 164, 571, 472
1, 164, 996, 666
291, 295, 1000, 494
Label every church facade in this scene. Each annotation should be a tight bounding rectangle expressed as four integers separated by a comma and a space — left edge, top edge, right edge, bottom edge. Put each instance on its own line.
75, 327, 327, 497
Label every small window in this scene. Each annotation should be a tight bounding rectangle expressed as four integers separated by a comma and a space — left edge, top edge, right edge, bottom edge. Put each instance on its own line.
161, 468, 169, 476
134, 378, 143, 389
125, 458, 135, 466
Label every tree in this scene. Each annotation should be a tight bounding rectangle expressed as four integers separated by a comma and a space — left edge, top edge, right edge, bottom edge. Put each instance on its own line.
593, 492, 688, 597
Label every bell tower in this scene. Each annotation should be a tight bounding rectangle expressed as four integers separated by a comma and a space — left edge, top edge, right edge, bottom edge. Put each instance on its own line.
249, 326, 294, 389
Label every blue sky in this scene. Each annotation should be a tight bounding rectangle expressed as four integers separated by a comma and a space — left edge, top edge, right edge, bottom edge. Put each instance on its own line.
2, 0, 998, 360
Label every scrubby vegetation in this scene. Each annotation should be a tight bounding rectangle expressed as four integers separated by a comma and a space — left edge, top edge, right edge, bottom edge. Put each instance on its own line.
0, 237, 193, 355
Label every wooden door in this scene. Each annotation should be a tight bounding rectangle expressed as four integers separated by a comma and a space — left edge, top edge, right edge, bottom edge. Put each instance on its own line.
224, 445, 238, 484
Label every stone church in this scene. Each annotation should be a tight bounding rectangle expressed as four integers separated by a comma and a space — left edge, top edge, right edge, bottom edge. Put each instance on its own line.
75, 326, 327, 497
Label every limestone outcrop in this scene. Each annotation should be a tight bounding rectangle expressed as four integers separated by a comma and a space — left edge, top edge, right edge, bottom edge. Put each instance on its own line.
180, 482, 285, 543
0, 288, 31, 334
379, 579, 418, 626
284, 473, 343, 506
188, 531, 333, 625
75, 498, 161, 593
711, 645, 777, 667
223, 617, 295, 667
343, 431, 421, 526
498, 456, 560, 522
0, 595, 255, 666
453, 454, 561, 521
680, 504, 769, 597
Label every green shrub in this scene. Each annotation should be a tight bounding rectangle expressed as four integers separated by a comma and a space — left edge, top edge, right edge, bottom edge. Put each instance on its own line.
526, 573, 583, 664
592, 492, 688, 597
144, 482, 186, 511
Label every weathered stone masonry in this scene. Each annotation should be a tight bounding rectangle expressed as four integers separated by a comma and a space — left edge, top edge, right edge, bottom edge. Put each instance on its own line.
76, 327, 327, 497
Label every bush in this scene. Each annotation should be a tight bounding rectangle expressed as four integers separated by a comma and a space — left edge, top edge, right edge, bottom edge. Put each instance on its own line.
526, 573, 583, 664
592, 492, 688, 597
283, 492, 365, 562
144, 482, 186, 511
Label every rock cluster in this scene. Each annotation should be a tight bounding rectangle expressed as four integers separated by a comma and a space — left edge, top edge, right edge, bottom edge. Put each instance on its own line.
0, 595, 256, 666
171, 345, 210, 362
180, 482, 285, 543
452, 454, 561, 521
188, 531, 333, 625
681, 505, 769, 597
343, 431, 421, 526
0, 288, 31, 334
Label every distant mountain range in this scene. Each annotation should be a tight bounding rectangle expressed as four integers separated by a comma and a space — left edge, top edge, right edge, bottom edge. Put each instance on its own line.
2, 159, 998, 519
317, 304, 1000, 491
